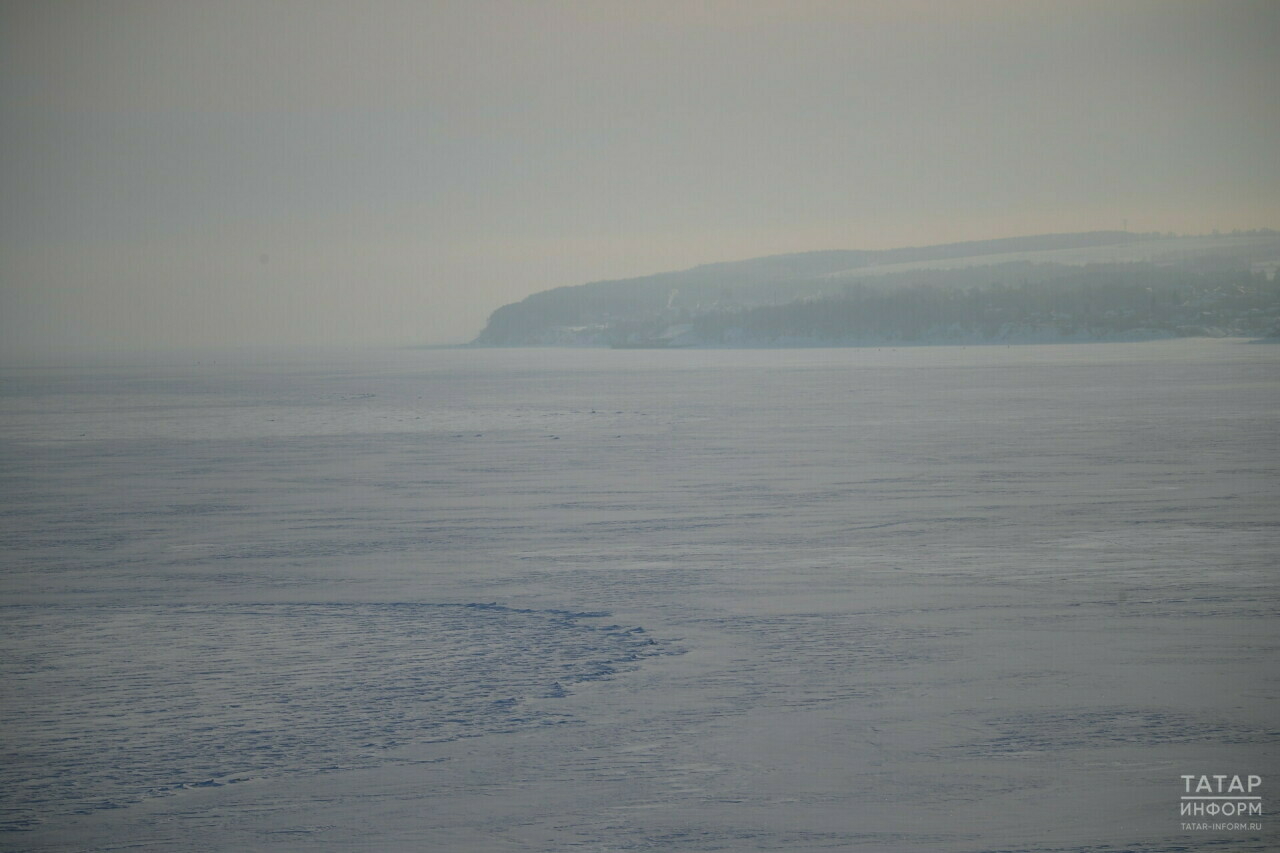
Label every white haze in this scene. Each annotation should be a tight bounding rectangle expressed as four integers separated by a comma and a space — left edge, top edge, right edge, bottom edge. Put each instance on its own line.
2, 0, 1278, 357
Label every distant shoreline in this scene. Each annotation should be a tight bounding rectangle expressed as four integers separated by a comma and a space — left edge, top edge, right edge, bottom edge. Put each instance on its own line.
461, 334, 1275, 350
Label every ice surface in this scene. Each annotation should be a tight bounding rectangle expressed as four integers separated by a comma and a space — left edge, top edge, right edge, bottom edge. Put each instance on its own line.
0, 602, 667, 829
1, 340, 1277, 851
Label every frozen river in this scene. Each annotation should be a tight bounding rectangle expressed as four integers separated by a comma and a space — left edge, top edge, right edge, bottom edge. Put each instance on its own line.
2, 340, 1277, 851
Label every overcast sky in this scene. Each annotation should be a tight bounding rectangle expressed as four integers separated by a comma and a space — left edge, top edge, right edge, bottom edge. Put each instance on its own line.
2, 0, 1277, 356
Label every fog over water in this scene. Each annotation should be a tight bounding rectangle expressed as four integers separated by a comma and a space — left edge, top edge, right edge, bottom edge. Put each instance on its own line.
2, 3, 1278, 851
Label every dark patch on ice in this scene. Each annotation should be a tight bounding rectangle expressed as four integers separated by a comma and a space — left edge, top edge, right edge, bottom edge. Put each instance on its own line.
953, 707, 1278, 756
977, 840, 1263, 852
598, 828, 912, 850
0, 601, 675, 831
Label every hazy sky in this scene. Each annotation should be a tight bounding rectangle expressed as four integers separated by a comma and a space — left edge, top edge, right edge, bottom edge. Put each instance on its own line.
2, 0, 1278, 355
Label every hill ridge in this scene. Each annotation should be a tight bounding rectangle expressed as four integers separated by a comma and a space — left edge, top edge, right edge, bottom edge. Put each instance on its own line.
472, 231, 1280, 347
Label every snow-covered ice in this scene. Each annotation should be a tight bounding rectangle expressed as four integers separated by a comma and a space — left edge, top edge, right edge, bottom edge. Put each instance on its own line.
1, 602, 667, 827
1, 340, 1277, 851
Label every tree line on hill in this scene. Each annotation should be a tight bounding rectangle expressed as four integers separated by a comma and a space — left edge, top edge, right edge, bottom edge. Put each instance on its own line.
607, 262, 1280, 345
